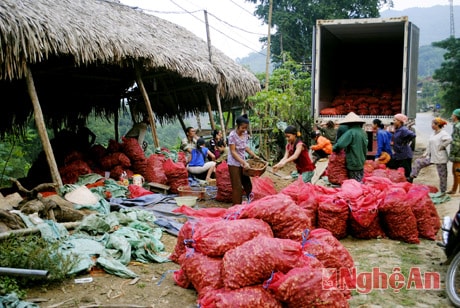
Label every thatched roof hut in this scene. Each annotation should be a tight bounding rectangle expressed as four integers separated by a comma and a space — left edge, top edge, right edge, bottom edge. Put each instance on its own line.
0, 0, 261, 137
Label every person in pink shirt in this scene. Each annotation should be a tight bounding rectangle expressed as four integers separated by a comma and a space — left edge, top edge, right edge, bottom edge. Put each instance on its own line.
227, 114, 259, 205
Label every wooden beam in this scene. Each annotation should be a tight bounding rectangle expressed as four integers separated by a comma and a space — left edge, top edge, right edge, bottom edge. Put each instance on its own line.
25, 65, 63, 188
135, 68, 159, 148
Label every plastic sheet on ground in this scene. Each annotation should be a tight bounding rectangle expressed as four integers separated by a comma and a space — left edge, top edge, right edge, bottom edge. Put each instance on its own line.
109, 195, 186, 236
17, 209, 170, 278
0, 292, 39, 308
429, 191, 451, 204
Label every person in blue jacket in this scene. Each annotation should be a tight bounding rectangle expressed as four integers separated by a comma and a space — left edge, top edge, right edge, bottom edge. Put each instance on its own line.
186, 138, 216, 182
372, 119, 393, 164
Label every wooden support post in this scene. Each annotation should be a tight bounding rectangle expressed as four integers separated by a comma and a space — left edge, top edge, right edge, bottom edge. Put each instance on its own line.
205, 91, 216, 130
215, 84, 226, 142
204, 10, 226, 140
25, 65, 63, 189
135, 68, 159, 148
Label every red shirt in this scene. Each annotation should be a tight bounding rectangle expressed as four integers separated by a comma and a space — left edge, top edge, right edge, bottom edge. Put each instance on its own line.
287, 140, 315, 173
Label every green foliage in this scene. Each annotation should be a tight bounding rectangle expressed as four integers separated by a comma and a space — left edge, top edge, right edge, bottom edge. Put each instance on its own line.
0, 234, 76, 287
418, 45, 446, 77
86, 111, 185, 151
0, 127, 38, 187
246, 0, 389, 65
417, 78, 442, 111
432, 37, 460, 115
0, 276, 26, 299
248, 54, 312, 161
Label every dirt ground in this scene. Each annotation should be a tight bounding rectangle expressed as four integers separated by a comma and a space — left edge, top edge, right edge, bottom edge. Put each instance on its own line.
24, 161, 460, 308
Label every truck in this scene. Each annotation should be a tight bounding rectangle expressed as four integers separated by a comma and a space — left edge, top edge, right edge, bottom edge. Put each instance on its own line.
311, 16, 419, 155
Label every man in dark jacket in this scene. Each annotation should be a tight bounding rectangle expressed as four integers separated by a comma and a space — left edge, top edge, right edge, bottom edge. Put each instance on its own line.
388, 113, 416, 180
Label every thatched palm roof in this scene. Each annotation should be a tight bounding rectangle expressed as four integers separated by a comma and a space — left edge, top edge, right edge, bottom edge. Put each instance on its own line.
0, 0, 261, 136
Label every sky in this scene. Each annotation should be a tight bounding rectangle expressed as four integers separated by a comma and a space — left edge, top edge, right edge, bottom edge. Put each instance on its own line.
119, 0, 451, 60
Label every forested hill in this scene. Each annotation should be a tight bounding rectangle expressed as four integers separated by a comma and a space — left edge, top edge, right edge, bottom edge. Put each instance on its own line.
238, 5, 460, 76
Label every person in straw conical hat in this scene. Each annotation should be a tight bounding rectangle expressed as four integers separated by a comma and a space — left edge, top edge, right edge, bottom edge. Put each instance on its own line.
332, 112, 368, 182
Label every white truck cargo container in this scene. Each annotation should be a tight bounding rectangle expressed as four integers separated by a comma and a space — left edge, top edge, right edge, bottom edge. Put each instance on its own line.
311, 16, 419, 126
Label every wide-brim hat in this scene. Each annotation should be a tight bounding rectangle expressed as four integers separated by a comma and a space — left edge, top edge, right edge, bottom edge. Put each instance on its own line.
340, 112, 365, 124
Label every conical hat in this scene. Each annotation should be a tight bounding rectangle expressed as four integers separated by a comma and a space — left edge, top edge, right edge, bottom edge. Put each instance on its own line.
340, 112, 365, 124
64, 185, 99, 205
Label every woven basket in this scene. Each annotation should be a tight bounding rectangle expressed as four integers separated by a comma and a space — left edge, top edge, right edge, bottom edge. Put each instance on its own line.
243, 158, 268, 177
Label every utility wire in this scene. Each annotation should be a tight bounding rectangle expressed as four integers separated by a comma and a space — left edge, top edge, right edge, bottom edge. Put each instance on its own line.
120, 0, 266, 57
207, 11, 266, 36
228, 0, 257, 16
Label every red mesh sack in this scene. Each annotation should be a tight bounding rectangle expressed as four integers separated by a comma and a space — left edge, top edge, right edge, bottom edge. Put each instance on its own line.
192, 218, 274, 257
239, 194, 313, 241
131, 158, 148, 175
59, 160, 92, 184
100, 152, 131, 170
386, 168, 407, 183
128, 184, 153, 199
177, 151, 187, 167
222, 236, 304, 289
173, 269, 191, 289
89, 144, 107, 162
121, 137, 145, 162
379, 188, 420, 244
320, 107, 338, 115
144, 153, 168, 184
297, 198, 318, 229
170, 218, 221, 264
110, 165, 133, 181
107, 139, 121, 153
407, 185, 441, 240
339, 180, 379, 228
266, 264, 348, 307
199, 286, 282, 308
179, 249, 223, 295
251, 176, 277, 200
172, 206, 227, 219
327, 150, 348, 185
163, 159, 189, 194
302, 228, 354, 270
349, 214, 386, 239
63, 151, 84, 164
223, 203, 249, 220
317, 196, 349, 239
215, 161, 232, 202
280, 181, 317, 204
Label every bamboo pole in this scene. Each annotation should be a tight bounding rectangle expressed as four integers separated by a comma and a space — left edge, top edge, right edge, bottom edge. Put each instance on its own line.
215, 85, 226, 142
135, 68, 159, 148
204, 10, 226, 141
25, 65, 63, 188
205, 91, 216, 130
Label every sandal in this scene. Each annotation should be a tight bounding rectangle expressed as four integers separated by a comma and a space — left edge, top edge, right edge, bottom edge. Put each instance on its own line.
447, 191, 456, 195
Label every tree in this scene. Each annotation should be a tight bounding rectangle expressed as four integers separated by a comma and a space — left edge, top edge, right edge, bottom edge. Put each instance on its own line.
246, 0, 392, 65
432, 37, 460, 115
248, 53, 311, 162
